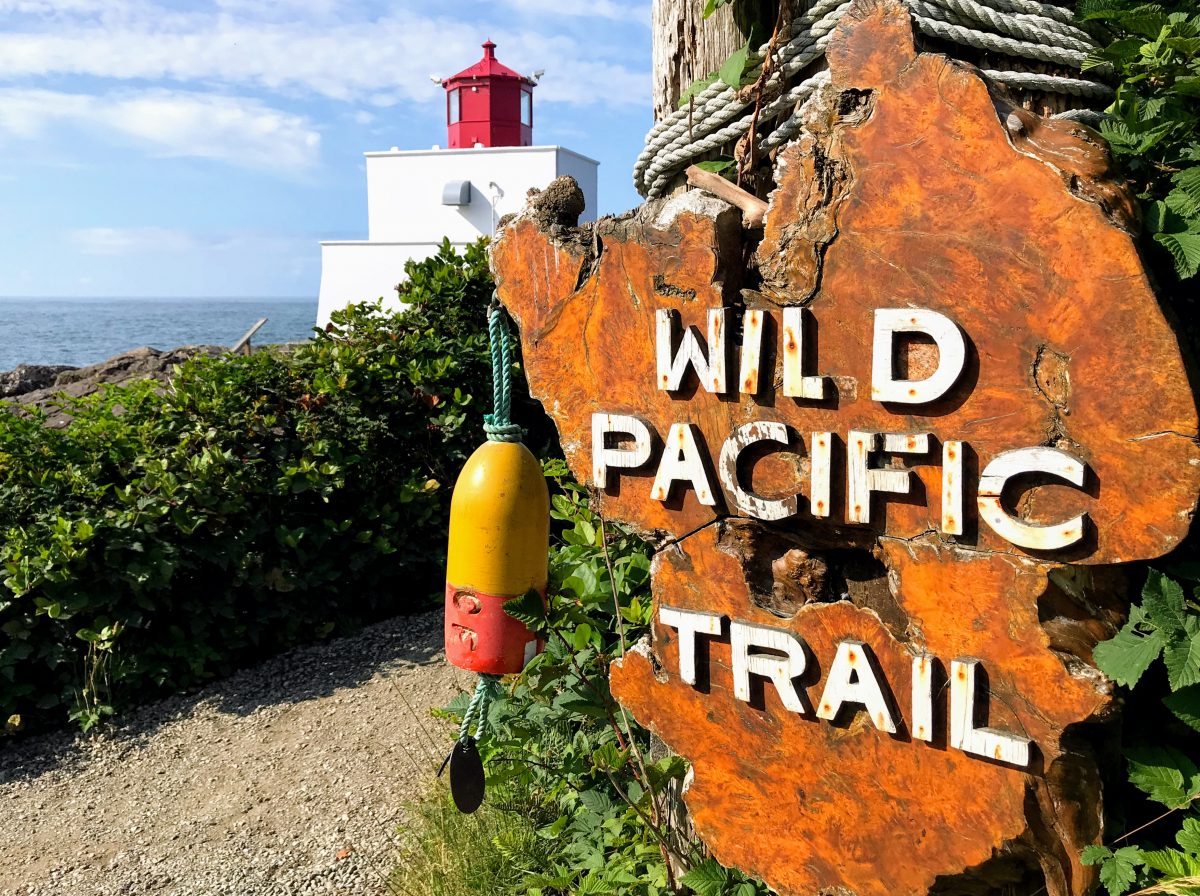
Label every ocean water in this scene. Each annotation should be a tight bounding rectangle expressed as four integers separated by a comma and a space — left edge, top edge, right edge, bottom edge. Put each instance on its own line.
0, 297, 319, 370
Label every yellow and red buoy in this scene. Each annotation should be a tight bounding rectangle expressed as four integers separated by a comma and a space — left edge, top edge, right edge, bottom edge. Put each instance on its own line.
444, 438, 549, 674
444, 304, 549, 677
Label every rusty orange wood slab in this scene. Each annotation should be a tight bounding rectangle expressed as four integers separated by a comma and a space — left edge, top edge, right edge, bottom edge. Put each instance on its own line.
491, 0, 1200, 893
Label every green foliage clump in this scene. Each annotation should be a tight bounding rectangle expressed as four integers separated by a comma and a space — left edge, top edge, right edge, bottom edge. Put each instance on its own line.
1079, 0, 1200, 281
424, 463, 769, 896
1085, 567, 1200, 895
0, 238, 507, 733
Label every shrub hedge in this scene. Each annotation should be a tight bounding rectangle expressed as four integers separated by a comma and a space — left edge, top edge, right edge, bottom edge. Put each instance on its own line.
0, 238, 524, 734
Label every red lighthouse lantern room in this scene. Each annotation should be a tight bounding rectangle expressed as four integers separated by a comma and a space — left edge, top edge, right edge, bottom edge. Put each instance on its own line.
442, 41, 536, 149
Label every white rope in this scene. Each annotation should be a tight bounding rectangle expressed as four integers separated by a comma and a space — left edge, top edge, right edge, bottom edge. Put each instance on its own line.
634, 0, 1112, 197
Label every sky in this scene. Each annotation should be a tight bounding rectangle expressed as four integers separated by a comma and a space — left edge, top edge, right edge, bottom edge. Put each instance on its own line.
0, 0, 652, 297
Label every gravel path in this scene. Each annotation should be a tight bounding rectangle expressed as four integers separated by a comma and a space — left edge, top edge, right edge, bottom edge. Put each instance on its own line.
0, 610, 472, 896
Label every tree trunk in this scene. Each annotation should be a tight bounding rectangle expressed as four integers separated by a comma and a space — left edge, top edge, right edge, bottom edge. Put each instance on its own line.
651, 0, 775, 121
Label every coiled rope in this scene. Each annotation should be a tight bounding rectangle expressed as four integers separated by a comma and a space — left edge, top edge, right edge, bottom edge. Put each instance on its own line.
484, 298, 523, 443
634, 0, 1109, 197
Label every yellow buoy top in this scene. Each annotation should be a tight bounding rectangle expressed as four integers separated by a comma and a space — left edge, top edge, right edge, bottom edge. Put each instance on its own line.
446, 440, 550, 597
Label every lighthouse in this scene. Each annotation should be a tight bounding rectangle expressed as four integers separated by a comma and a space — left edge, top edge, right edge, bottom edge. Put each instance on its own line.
316, 41, 599, 328
444, 39, 534, 149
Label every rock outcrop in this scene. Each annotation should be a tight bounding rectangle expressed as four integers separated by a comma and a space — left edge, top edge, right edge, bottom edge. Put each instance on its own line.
3, 345, 226, 428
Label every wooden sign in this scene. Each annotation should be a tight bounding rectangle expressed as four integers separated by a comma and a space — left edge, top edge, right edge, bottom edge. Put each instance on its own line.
492, 2, 1200, 894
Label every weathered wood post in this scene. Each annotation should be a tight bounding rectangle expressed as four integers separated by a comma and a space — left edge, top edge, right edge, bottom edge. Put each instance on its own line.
492, 2, 1200, 894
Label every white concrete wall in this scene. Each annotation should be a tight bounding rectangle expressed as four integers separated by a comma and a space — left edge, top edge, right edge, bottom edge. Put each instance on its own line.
316, 241, 471, 328
364, 145, 598, 243
318, 144, 598, 328
555, 148, 600, 221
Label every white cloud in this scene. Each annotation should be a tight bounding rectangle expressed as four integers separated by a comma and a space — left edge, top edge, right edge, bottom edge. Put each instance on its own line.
71, 226, 315, 260
0, 88, 321, 171
0, 3, 650, 111
502, 0, 647, 24
71, 227, 201, 255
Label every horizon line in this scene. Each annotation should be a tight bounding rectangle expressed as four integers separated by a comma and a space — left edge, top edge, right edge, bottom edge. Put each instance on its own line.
0, 295, 315, 301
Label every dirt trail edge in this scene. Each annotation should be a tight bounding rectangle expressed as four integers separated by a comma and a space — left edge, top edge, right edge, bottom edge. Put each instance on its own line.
0, 610, 471, 896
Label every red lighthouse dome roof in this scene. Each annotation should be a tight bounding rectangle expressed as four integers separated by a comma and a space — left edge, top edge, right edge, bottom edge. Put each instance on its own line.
443, 40, 536, 148
446, 40, 533, 85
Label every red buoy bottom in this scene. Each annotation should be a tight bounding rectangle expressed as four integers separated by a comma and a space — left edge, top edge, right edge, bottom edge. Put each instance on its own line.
444, 583, 543, 675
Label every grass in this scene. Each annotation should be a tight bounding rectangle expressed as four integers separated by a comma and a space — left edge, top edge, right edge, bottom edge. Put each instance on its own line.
386, 786, 553, 896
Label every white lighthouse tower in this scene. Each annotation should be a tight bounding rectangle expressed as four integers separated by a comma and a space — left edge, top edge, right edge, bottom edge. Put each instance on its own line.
315, 41, 600, 327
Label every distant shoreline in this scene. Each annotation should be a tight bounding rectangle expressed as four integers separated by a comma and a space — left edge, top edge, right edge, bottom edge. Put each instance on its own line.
0, 295, 315, 302
0, 297, 317, 370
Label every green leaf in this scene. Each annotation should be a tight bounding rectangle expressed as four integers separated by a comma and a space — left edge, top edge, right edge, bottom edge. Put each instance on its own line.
1177, 817, 1200, 854
1143, 569, 1191, 636
1141, 848, 1200, 877
678, 72, 720, 108
1165, 686, 1200, 733
1175, 167, 1200, 205
694, 158, 737, 174
719, 40, 762, 90
577, 789, 614, 816
1155, 229, 1200, 279
1099, 846, 1145, 896
703, 0, 732, 17
1095, 624, 1165, 687
503, 589, 548, 635
680, 859, 729, 896
575, 873, 610, 895
591, 742, 628, 773
1166, 632, 1200, 689
1127, 745, 1200, 808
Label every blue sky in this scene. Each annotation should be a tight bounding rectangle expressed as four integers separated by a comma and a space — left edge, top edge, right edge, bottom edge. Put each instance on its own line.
0, 0, 651, 297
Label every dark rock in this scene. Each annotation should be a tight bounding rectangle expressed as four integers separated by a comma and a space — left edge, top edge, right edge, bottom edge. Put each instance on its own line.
526, 176, 586, 230
12, 345, 226, 429
52, 345, 225, 389
0, 365, 78, 399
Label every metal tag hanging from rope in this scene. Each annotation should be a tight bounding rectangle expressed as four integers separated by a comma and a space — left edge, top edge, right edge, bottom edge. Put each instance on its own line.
441, 300, 550, 813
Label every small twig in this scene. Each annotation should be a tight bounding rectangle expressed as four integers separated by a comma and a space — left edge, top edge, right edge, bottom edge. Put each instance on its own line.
686, 165, 769, 227
597, 513, 683, 884
736, 0, 790, 187
1112, 796, 1200, 845
550, 628, 631, 754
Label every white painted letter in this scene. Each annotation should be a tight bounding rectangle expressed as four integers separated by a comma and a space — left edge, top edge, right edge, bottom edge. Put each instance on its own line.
977, 447, 1087, 550
718, 422, 798, 521
591, 414, 654, 489
871, 308, 967, 404
846, 431, 930, 525
730, 622, 809, 714
651, 423, 718, 506
941, 440, 965, 536
949, 658, 1032, 767
816, 640, 898, 733
739, 309, 765, 395
810, 432, 833, 518
782, 307, 830, 400
656, 308, 729, 393
659, 606, 723, 686
911, 654, 935, 742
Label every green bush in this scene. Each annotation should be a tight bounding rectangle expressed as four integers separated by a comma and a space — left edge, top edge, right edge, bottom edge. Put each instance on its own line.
0, 237, 526, 734
1080, 0, 1200, 285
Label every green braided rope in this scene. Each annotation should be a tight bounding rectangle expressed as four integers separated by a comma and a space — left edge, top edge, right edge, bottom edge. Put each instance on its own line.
458, 674, 502, 746
484, 301, 523, 443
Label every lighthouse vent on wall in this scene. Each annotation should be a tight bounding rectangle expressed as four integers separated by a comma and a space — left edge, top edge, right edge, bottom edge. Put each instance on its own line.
315, 40, 599, 328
